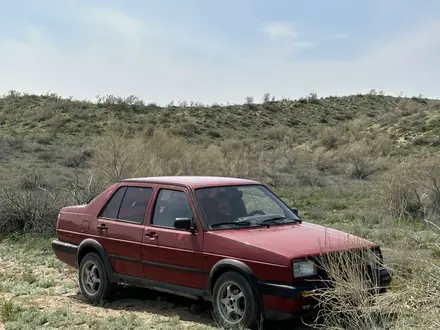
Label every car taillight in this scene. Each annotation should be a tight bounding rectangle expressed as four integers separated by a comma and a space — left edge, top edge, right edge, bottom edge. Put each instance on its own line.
56, 213, 61, 230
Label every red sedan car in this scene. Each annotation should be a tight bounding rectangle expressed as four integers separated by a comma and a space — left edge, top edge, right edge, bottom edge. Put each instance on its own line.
52, 176, 391, 328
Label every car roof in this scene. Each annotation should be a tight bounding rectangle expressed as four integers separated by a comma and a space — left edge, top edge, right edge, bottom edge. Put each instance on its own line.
121, 176, 261, 189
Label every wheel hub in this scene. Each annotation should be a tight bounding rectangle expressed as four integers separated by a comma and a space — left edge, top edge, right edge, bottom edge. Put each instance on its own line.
81, 260, 101, 296
217, 281, 246, 325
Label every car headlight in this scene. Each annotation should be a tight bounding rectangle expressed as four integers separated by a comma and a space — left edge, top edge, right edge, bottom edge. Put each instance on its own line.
293, 260, 318, 278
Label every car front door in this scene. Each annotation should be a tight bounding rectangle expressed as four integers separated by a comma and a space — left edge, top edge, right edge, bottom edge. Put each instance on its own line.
141, 185, 206, 289
95, 183, 155, 278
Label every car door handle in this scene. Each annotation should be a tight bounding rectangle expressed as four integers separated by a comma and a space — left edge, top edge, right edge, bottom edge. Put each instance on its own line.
145, 231, 158, 240
96, 224, 108, 231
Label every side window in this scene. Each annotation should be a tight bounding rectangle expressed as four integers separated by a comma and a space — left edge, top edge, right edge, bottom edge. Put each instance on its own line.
100, 187, 126, 219
117, 187, 153, 224
152, 189, 193, 228
99, 186, 153, 224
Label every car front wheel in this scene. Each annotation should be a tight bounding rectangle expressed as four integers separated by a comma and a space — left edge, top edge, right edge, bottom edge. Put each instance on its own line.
78, 252, 115, 303
212, 271, 261, 329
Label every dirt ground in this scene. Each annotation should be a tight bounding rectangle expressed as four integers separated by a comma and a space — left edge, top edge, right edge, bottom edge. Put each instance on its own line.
0, 238, 312, 330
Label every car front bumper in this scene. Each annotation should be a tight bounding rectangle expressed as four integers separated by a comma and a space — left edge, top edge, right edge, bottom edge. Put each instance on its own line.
258, 268, 392, 321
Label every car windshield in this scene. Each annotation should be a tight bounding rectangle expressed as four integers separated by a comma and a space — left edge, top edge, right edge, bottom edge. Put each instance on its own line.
194, 184, 300, 229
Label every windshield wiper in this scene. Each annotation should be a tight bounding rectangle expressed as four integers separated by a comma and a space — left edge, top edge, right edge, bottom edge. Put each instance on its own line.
211, 221, 252, 228
259, 216, 298, 225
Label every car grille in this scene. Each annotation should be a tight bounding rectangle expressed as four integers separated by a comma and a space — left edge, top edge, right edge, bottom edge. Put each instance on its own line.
309, 247, 382, 289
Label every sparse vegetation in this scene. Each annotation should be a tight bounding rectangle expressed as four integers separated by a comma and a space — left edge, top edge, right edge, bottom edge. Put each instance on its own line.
0, 90, 439, 329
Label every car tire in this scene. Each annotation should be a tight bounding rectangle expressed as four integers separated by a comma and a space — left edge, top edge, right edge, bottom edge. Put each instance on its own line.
212, 271, 261, 329
78, 252, 115, 303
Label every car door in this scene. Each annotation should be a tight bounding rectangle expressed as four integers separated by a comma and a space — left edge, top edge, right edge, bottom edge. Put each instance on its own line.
141, 185, 205, 289
95, 183, 155, 278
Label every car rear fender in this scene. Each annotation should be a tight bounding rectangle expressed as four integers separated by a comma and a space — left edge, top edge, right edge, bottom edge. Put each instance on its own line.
77, 239, 117, 282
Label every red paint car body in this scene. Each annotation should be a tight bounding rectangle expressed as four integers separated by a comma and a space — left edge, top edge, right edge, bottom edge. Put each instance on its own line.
52, 176, 391, 327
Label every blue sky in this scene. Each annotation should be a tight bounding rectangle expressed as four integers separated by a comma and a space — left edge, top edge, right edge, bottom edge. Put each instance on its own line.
1, 0, 439, 104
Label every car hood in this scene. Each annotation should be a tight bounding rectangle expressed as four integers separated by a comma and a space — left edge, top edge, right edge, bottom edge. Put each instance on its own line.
209, 221, 375, 260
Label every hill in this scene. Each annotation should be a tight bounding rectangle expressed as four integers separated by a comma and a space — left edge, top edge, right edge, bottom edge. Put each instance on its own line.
1, 90, 440, 225
2, 90, 440, 144
0, 90, 439, 330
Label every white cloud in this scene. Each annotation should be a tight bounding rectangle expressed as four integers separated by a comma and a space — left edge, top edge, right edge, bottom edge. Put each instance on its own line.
0, 3, 439, 105
258, 21, 315, 58
80, 6, 144, 42
260, 22, 298, 39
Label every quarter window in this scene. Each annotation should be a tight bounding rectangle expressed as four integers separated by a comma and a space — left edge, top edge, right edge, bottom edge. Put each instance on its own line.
100, 187, 126, 219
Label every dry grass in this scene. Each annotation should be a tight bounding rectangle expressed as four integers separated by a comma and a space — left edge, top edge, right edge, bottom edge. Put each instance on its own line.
0, 237, 219, 330
302, 231, 440, 330
0, 91, 439, 329
379, 155, 440, 222
307, 246, 387, 330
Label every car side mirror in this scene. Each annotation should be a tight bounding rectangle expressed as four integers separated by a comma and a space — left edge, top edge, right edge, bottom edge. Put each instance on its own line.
290, 207, 299, 217
174, 217, 195, 232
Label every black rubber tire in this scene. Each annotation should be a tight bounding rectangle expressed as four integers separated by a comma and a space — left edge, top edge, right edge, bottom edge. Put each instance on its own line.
212, 271, 261, 329
78, 252, 116, 303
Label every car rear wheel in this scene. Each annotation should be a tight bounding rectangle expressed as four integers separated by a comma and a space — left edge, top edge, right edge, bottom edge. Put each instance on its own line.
212, 271, 261, 329
78, 252, 115, 302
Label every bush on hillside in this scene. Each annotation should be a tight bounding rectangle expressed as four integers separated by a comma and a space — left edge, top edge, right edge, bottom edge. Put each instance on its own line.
65, 168, 106, 205
379, 156, 440, 224
0, 186, 63, 235
345, 143, 383, 180
91, 129, 325, 188
0, 170, 106, 235
318, 127, 340, 150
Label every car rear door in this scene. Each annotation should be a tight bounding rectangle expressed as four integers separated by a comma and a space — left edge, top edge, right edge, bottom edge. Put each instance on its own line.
141, 184, 206, 289
95, 183, 155, 278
